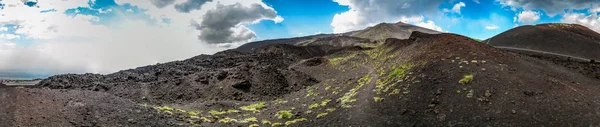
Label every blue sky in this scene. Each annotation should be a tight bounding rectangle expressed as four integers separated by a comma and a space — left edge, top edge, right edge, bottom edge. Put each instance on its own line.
0, 0, 599, 77
247, 0, 599, 40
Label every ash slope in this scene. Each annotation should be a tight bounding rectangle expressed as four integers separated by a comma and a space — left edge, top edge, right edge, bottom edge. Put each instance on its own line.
7, 31, 600, 126
486, 23, 600, 61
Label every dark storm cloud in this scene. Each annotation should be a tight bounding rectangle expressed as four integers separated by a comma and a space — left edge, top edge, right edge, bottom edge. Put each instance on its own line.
174, 0, 212, 13
150, 0, 176, 8
194, 3, 280, 44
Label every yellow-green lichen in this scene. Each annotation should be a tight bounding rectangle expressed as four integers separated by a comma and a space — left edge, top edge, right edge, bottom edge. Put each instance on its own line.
262, 120, 272, 125
240, 102, 266, 113
459, 74, 474, 85
316, 112, 328, 118
275, 110, 294, 119
338, 74, 372, 108
209, 110, 227, 115
374, 97, 384, 102
285, 118, 307, 126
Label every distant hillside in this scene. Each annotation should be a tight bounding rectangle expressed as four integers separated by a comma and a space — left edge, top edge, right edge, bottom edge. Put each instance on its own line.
343, 21, 440, 41
485, 23, 600, 61
233, 21, 441, 52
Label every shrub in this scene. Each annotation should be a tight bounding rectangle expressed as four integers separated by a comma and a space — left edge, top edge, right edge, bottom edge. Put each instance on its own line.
308, 103, 320, 109
261, 120, 272, 125
285, 118, 307, 126
218, 117, 237, 123
459, 74, 474, 85
239, 117, 258, 123
325, 108, 336, 112
240, 102, 266, 113
320, 99, 331, 106
272, 122, 284, 126
275, 110, 294, 119
316, 112, 328, 118
209, 110, 227, 115
227, 109, 240, 113
373, 97, 384, 102
156, 106, 174, 112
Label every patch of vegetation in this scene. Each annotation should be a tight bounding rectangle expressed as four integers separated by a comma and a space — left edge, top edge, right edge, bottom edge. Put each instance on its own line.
389, 89, 401, 95
471, 38, 483, 43
218, 117, 237, 124
175, 108, 186, 113
240, 102, 266, 113
374, 63, 418, 95
374, 97, 384, 102
308, 103, 320, 109
325, 108, 336, 112
316, 112, 329, 118
261, 119, 272, 125
329, 53, 357, 66
338, 74, 372, 108
249, 124, 260, 127
306, 88, 318, 97
285, 118, 307, 126
188, 111, 200, 116
466, 89, 474, 98
200, 117, 212, 123
304, 110, 312, 114
209, 110, 227, 116
273, 99, 288, 104
275, 110, 294, 119
321, 99, 331, 106
156, 106, 174, 112
271, 122, 284, 126
239, 117, 259, 123
459, 74, 474, 85
227, 109, 240, 113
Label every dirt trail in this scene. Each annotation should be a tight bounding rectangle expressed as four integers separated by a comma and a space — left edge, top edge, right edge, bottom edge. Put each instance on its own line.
348, 64, 379, 121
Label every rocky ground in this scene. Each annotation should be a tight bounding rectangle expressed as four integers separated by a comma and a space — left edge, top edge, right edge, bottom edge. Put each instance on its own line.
2, 25, 600, 126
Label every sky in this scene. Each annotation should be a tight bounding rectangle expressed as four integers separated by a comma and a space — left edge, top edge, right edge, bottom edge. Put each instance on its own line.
0, 0, 599, 78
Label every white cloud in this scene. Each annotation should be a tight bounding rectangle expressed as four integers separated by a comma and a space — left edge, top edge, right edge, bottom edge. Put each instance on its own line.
0, 42, 16, 50
443, 2, 466, 14
485, 24, 500, 30
516, 10, 540, 24
331, 0, 446, 33
591, 5, 600, 13
497, 0, 597, 16
0, 0, 282, 74
473, 0, 480, 4
399, 15, 443, 32
0, 27, 7, 31
561, 12, 600, 32
0, 34, 20, 39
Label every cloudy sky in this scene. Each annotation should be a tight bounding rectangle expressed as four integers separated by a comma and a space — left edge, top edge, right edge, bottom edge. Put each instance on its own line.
0, 0, 599, 78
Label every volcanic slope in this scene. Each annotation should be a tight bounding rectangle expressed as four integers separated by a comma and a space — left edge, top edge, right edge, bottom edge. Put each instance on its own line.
485, 23, 600, 61
343, 21, 441, 41
234, 21, 440, 52
16, 31, 600, 126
